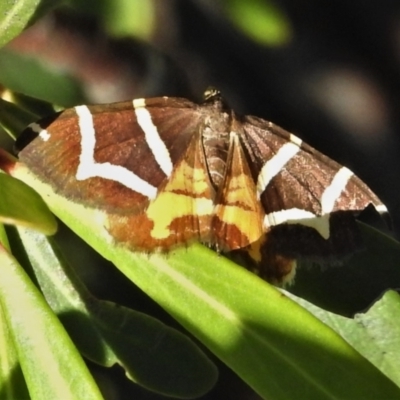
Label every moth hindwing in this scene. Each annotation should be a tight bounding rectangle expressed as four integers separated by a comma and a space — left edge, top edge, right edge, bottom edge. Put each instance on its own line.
15, 89, 388, 284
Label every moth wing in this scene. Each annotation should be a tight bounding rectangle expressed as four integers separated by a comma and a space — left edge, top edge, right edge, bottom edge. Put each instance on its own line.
108, 132, 215, 250
239, 116, 382, 271
212, 133, 264, 251
16, 98, 202, 214
241, 116, 386, 236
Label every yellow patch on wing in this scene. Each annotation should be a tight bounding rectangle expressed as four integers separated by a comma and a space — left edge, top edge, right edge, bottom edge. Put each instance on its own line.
247, 234, 264, 264
157, 158, 210, 196
146, 135, 214, 241
147, 192, 213, 239
213, 133, 264, 250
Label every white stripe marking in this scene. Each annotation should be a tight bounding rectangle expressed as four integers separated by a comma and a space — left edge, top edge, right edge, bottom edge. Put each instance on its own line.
29, 122, 50, 141
75, 105, 157, 199
133, 98, 145, 107
375, 204, 388, 214
256, 142, 300, 198
133, 100, 173, 177
321, 167, 353, 213
264, 208, 330, 239
289, 133, 302, 147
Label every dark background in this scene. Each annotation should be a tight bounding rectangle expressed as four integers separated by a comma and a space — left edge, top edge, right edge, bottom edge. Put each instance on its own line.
2, 1, 400, 399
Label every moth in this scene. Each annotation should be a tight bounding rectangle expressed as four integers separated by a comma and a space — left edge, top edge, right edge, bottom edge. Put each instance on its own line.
15, 88, 387, 284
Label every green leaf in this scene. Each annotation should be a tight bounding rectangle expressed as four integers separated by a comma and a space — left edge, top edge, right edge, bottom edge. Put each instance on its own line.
224, 0, 292, 46
0, 173, 57, 235
2, 90, 57, 118
9, 156, 400, 399
0, 49, 86, 107
101, 0, 155, 39
285, 289, 400, 388
68, 0, 155, 40
0, 243, 103, 400
0, 97, 38, 140
352, 291, 400, 386
0, 0, 64, 49
0, 219, 10, 250
16, 227, 218, 398
0, 292, 29, 399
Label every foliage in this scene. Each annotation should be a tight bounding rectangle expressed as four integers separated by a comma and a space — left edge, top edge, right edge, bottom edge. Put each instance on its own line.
0, 1, 400, 399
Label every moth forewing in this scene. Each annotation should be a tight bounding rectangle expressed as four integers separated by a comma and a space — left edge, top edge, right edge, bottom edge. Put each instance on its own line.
15, 90, 388, 284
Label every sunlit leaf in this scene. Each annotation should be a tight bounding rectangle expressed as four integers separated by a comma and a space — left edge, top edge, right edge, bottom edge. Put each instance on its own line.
17, 227, 218, 398
8, 158, 400, 400
0, 244, 103, 400
0, 173, 57, 235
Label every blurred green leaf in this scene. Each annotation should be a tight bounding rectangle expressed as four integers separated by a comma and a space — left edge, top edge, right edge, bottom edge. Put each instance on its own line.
0, 0, 64, 49
0, 49, 86, 107
17, 227, 218, 398
9, 160, 400, 400
224, 0, 292, 46
0, 173, 57, 235
0, 243, 103, 400
101, 0, 155, 39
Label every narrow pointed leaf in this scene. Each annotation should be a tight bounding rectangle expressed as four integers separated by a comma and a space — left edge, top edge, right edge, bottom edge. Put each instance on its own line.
17, 227, 218, 399
0, 301, 29, 400
0, 173, 57, 235
0, 97, 38, 139
0, 243, 103, 400
8, 156, 400, 400
1, 90, 56, 118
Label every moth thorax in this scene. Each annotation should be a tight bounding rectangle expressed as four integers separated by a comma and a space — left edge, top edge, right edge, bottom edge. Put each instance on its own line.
202, 127, 230, 189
